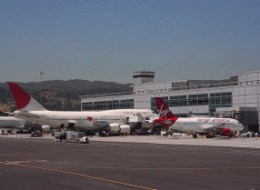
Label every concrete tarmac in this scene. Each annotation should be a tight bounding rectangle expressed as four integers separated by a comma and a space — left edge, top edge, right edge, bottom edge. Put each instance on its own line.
91, 135, 260, 148
1, 136, 260, 190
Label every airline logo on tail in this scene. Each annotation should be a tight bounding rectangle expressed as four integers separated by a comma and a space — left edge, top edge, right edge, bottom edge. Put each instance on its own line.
8, 82, 31, 110
157, 104, 172, 119
155, 97, 177, 119
153, 97, 178, 127
8, 82, 46, 111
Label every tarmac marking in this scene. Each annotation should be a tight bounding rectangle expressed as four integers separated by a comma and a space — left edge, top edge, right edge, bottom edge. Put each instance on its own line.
9, 148, 260, 157
0, 161, 157, 190
83, 166, 260, 171
2, 161, 260, 172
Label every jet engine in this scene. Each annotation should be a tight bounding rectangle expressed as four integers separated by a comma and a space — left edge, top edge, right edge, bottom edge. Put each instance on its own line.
119, 124, 130, 134
109, 123, 130, 134
216, 128, 232, 137
220, 128, 232, 137
41, 125, 51, 132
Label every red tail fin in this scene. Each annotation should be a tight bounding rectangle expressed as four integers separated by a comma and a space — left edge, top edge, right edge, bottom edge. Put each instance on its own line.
8, 82, 31, 110
8, 82, 46, 111
155, 97, 178, 119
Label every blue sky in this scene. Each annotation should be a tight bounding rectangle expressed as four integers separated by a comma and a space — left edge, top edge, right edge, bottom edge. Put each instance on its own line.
0, 0, 260, 83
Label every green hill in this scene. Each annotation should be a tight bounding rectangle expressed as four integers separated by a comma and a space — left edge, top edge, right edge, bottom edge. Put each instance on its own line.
0, 80, 132, 111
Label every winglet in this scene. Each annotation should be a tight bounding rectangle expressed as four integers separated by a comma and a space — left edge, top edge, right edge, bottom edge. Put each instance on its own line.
8, 82, 46, 111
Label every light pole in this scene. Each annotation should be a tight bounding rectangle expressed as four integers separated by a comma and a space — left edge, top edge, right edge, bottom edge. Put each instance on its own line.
40, 72, 43, 104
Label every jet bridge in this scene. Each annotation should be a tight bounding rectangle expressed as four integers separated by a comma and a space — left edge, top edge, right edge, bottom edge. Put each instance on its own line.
233, 107, 259, 132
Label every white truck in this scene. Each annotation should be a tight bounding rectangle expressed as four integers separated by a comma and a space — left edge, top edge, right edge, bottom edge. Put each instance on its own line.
54, 131, 89, 144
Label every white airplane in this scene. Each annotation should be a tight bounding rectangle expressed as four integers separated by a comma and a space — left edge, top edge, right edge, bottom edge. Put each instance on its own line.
153, 97, 244, 138
0, 116, 25, 130
8, 82, 158, 134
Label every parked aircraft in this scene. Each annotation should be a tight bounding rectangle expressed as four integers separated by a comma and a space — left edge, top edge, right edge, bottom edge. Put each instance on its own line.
8, 82, 158, 134
153, 97, 244, 138
0, 116, 25, 130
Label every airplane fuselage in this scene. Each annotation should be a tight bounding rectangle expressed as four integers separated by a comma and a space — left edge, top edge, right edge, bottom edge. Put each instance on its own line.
169, 117, 244, 133
154, 97, 244, 137
0, 116, 25, 129
8, 82, 158, 132
15, 109, 158, 131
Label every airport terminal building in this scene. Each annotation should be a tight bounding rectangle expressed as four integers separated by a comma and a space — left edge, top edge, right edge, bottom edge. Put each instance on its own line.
81, 70, 260, 132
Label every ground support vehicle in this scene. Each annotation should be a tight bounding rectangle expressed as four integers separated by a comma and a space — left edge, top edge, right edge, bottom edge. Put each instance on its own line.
54, 131, 89, 144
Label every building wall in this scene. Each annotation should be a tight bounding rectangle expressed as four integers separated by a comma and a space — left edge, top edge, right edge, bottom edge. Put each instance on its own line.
81, 70, 260, 130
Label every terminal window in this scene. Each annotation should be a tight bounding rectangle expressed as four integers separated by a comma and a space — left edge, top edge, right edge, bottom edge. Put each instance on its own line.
210, 92, 232, 108
169, 96, 187, 107
82, 99, 134, 111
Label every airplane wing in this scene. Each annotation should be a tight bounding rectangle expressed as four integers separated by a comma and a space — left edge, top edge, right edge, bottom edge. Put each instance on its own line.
93, 120, 110, 129
16, 124, 25, 129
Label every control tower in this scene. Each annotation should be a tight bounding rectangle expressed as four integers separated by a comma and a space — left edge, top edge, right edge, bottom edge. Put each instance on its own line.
133, 70, 155, 85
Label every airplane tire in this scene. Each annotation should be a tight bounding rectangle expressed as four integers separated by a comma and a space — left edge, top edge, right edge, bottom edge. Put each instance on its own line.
192, 133, 198, 138
206, 130, 214, 138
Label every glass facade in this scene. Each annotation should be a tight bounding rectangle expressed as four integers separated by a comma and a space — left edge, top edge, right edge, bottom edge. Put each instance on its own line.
188, 94, 209, 106
169, 95, 187, 107
151, 92, 232, 113
209, 92, 232, 113
82, 99, 134, 110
